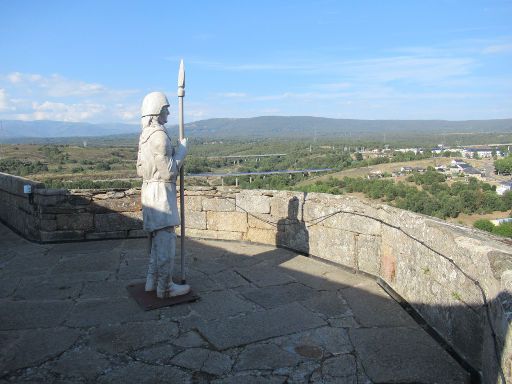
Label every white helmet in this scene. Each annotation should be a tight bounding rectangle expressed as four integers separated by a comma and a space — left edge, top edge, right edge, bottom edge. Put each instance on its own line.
141, 91, 170, 117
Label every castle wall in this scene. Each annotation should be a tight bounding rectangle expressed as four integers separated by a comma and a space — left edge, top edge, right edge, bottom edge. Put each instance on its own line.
0, 172, 510, 381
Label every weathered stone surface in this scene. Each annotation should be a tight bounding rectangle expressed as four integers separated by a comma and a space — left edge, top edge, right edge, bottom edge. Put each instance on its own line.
66, 298, 157, 327
235, 264, 296, 287
40, 230, 85, 242
94, 211, 142, 232
184, 195, 203, 211
186, 228, 243, 241
14, 278, 82, 300
308, 226, 356, 268
275, 326, 353, 357
207, 211, 247, 232
247, 214, 276, 230
311, 354, 357, 383
80, 280, 130, 299
0, 327, 80, 373
235, 343, 300, 371
212, 373, 286, 384
133, 343, 181, 365
86, 230, 128, 240
51, 252, 120, 274
211, 269, 250, 289
172, 330, 208, 348
96, 362, 191, 384
342, 281, 417, 328
49, 346, 111, 380
91, 194, 141, 213
350, 327, 470, 383
190, 290, 256, 320
90, 320, 179, 353
197, 303, 326, 350
236, 192, 271, 214
270, 192, 305, 219
245, 227, 277, 245
239, 282, 316, 309
171, 348, 233, 375
356, 234, 381, 275
300, 291, 351, 319
184, 210, 207, 230
39, 218, 57, 231
202, 197, 235, 212
0, 300, 73, 330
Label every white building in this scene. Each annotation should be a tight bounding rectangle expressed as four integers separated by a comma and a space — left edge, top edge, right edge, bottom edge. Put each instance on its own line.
497, 181, 512, 195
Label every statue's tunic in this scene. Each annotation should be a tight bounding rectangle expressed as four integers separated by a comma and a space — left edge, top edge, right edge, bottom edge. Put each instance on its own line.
137, 124, 187, 232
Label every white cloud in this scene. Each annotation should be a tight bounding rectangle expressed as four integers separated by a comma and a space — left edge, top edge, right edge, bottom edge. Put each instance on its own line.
3, 72, 136, 98
217, 92, 248, 98
0, 89, 9, 111
483, 44, 512, 54
0, 71, 142, 123
25, 101, 107, 121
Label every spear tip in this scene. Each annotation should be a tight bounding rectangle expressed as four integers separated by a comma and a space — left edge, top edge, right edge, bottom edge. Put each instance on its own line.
178, 59, 185, 88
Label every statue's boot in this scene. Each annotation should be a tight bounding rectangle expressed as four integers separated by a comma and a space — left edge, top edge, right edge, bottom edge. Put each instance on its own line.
168, 282, 191, 297
154, 228, 175, 299
145, 233, 157, 291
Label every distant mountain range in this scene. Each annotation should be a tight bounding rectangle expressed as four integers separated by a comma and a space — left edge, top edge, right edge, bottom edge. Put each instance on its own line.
1, 117, 511, 141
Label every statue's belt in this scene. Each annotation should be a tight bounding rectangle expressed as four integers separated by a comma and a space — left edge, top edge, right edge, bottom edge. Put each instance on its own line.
142, 180, 177, 185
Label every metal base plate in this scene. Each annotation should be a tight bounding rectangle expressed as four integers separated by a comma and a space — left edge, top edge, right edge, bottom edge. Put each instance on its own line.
126, 282, 199, 311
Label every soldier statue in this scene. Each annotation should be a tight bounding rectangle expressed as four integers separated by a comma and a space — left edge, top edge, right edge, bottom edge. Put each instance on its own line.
137, 91, 190, 298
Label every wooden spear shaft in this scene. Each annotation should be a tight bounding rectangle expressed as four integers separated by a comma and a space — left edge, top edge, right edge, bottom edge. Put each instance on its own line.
178, 60, 186, 284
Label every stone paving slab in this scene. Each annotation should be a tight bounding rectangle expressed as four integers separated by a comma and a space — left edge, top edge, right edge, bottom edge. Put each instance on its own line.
0, 222, 471, 383
349, 327, 471, 383
196, 302, 327, 350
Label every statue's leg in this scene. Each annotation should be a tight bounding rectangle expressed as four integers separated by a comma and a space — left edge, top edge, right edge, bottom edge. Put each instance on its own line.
167, 227, 190, 297
145, 232, 157, 292
154, 227, 175, 298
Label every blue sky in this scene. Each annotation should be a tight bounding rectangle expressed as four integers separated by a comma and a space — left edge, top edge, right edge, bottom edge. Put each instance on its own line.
0, 0, 511, 124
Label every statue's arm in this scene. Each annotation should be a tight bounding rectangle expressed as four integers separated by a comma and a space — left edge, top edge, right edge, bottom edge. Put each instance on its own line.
174, 138, 188, 171
136, 145, 143, 177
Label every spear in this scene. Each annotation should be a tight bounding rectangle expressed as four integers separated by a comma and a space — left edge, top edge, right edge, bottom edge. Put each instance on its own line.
177, 59, 186, 284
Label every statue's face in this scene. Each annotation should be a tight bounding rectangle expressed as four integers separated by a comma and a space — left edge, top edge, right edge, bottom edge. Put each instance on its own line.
158, 106, 170, 125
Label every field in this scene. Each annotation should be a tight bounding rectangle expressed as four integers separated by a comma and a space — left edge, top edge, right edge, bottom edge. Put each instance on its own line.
1, 141, 510, 233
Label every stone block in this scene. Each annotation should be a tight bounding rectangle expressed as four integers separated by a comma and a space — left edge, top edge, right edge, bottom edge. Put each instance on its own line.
278, 222, 309, 254
94, 211, 142, 232
40, 230, 85, 242
202, 197, 236, 212
248, 214, 276, 230
356, 234, 381, 275
186, 228, 243, 241
196, 302, 325, 350
93, 191, 125, 200
308, 226, 356, 268
34, 192, 69, 207
270, 192, 305, 219
56, 213, 94, 231
40, 219, 57, 232
128, 229, 147, 238
91, 194, 141, 213
86, 231, 128, 240
245, 227, 277, 245
207, 211, 247, 232
184, 211, 207, 230
185, 195, 203, 211
236, 191, 271, 214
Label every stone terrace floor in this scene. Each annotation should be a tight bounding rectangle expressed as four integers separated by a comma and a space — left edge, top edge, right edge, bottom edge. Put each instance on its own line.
0, 222, 470, 384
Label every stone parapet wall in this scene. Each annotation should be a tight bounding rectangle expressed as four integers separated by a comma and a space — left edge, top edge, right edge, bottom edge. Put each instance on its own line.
181, 187, 512, 382
0, 172, 511, 381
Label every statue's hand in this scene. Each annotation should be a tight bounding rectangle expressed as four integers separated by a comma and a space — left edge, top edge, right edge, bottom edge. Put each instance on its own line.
180, 138, 187, 148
